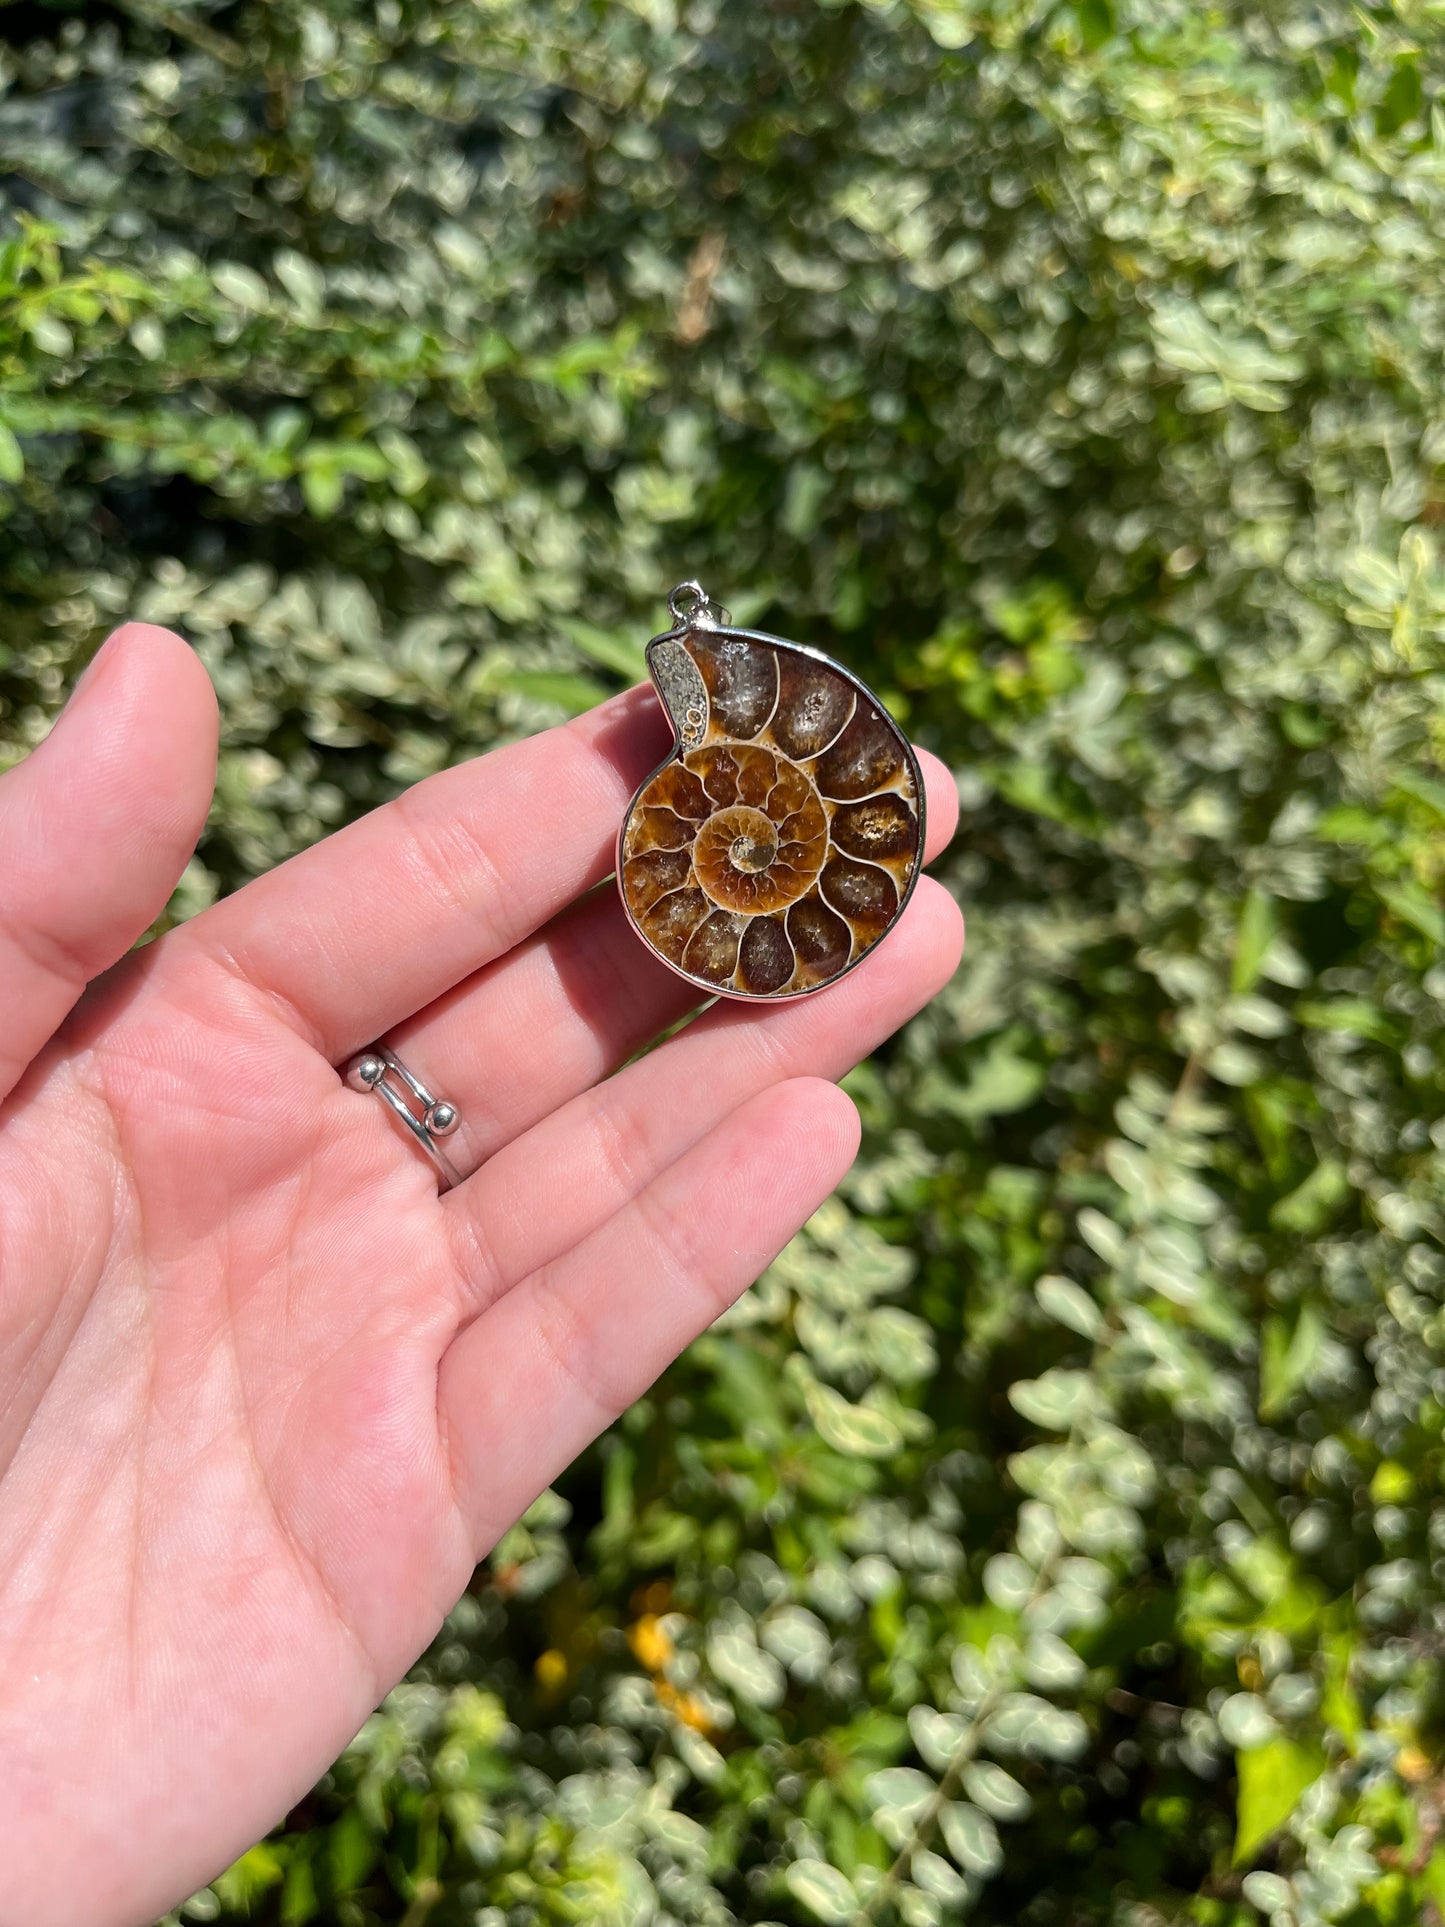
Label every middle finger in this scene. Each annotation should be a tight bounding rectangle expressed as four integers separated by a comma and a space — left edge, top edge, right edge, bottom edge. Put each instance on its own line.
375, 747, 960, 1173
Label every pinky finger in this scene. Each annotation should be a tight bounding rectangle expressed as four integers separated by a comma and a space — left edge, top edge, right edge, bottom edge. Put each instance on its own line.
437, 1077, 860, 1556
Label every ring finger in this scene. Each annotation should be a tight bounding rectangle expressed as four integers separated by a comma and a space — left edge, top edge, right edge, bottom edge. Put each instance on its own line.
439, 876, 965, 1318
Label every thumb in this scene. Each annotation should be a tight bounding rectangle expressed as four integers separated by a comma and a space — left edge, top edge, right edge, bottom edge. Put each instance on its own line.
0, 622, 219, 1106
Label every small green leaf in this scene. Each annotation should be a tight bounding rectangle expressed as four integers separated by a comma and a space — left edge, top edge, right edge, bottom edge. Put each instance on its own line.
786, 1859, 857, 1924
558, 616, 649, 682
1024, 1631, 1086, 1690
1035, 1273, 1102, 1338
982, 1552, 1034, 1611
911, 1846, 967, 1902
866, 1765, 935, 1818
301, 464, 345, 519
760, 1604, 831, 1677
1377, 878, 1445, 945
1231, 888, 1275, 994
803, 1377, 903, 1458
939, 1800, 1002, 1876
1218, 1692, 1279, 1752
327, 1806, 379, 1893
212, 1844, 285, 1911
1025, 1704, 1090, 1760
1228, 994, 1290, 1039
280, 1846, 318, 1925
961, 1760, 1031, 1821
1390, 768, 1445, 820
1075, 0, 1113, 48
1296, 999, 1398, 1045
1243, 1872, 1295, 1913
909, 1704, 969, 1772
274, 248, 325, 312
707, 1626, 786, 1708
987, 1693, 1089, 1759
783, 462, 830, 539
1259, 1302, 1328, 1419
28, 312, 73, 356
1376, 57, 1423, 136
1370, 1460, 1413, 1505
212, 260, 271, 310
0, 422, 23, 484
1077, 1207, 1127, 1263
1008, 1369, 1098, 1432
1269, 1160, 1349, 1236
1206, 1040, 1264, 1088
485, 668, 609, 714
130, 315, 165, 361
1233, 1737, 1326, 1863
953, 1033, 1046, 1118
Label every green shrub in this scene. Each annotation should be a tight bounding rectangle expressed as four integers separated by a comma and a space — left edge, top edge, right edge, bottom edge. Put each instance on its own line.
3, 2, 1445, 1922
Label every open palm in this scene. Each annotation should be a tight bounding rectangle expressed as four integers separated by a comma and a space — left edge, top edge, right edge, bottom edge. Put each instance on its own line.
0, 623, 961, 1927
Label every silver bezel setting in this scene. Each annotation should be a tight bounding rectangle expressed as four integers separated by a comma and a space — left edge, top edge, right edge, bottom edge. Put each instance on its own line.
616, 605, 928, 1003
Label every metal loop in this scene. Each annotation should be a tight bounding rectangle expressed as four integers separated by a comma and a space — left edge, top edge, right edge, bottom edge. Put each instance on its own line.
667, 579, 713, 626
345, 1045, 464, 1192
667, 581, 733, 631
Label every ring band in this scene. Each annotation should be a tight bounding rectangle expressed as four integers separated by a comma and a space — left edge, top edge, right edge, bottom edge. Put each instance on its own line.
344, 1045, 464, 1192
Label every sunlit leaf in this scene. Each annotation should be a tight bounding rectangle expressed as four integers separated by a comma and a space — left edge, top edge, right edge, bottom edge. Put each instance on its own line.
786, 1859, 857, 1924
939, 1800, 1002, 1877
1234, 1739, 1326, 1863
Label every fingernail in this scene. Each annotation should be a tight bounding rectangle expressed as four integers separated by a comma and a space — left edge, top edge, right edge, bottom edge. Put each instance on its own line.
69, 625, 128, 703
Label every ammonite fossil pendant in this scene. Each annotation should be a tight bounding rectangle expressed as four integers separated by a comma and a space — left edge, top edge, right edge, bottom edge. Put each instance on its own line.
617, 581, 925, 1000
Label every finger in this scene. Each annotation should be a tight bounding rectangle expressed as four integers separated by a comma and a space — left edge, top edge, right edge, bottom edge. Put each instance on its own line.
916, 746, 960, 849
438, 1076, 860, 1551
441, 877, 963, 1310
177, 685, 671, 1058
380, 746, 960, 1174
0, 624, 218, 1106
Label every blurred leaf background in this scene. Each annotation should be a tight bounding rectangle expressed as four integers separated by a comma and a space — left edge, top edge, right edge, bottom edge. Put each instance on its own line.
3, 1, 1445, 1922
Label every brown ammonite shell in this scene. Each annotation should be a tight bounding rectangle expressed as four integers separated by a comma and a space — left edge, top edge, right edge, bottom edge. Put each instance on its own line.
617, 584, 925, 999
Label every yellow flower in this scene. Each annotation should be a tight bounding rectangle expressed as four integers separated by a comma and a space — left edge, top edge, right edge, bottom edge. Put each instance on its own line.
535, 1649, 568, 1692
656, 1680, 714, 1734
629, 1613, 675, 1674
1396, 1744, 1432, 1783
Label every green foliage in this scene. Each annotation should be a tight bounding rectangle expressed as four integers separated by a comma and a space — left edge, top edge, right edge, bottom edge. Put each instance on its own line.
4, 0, 1445, 1921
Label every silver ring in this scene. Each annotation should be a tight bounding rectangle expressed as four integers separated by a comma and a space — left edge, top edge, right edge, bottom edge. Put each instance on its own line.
344, 1045, 463, 1192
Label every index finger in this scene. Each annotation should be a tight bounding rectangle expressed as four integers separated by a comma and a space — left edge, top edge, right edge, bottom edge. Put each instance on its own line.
179, 686, 671, 1059
177, 685, 955, 1068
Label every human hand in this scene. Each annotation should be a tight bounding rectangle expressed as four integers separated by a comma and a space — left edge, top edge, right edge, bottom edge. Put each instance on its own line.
0, 622, 962, 1926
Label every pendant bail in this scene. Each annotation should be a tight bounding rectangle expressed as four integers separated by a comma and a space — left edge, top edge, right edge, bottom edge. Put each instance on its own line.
667, 580, 730, 629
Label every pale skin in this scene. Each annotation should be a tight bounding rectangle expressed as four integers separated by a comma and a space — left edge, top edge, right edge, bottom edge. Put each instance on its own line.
0, 622, 963, 1927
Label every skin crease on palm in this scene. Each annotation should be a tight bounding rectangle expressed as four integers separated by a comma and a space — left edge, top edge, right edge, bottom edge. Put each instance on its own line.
0, 621, 963, 1927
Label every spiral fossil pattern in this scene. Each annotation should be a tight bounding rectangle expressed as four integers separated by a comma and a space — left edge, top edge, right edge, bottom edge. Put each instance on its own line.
620, 626, 922, 997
